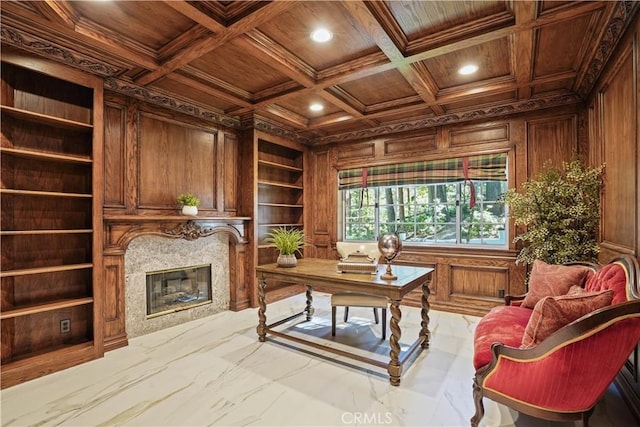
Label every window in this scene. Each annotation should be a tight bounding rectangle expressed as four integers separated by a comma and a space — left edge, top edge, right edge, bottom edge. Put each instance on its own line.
339, 154, 508, 247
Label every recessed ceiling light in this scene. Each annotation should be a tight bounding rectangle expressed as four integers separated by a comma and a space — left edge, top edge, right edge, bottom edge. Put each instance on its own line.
309, 103, 324, 112
459, 64, 479, 75
310, 28, 332, 43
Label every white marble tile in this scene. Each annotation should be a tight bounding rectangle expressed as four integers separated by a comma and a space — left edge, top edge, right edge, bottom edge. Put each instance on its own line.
1, 293, 636, 427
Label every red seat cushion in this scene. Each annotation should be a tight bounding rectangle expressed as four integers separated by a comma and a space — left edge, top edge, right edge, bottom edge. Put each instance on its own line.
473, 305, 532, 369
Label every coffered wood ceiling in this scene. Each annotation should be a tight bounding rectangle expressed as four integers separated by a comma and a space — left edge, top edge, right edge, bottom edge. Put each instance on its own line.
1, 1, 638, 145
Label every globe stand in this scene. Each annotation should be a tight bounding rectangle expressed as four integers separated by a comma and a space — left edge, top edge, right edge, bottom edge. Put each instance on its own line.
380, 259, 397, 280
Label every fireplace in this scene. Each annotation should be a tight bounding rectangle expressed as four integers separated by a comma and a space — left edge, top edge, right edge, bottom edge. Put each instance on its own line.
146, 264, 212, 318
124, 233, 230, 338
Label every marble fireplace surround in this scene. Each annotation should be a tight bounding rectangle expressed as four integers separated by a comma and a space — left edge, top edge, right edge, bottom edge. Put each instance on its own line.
103, 216, 251, 347
125, 234, 228, 338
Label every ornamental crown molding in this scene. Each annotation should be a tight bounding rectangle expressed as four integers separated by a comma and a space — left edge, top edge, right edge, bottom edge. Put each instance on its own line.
313, 93, 583, 145
104, 78, 240, 129
576, 0, 640, 97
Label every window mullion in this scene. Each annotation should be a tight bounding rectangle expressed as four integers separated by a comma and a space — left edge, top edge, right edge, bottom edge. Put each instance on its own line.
456, 183, 461, 244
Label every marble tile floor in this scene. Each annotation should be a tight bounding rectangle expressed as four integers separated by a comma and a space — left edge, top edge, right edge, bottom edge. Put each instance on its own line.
1, 293, 636, 427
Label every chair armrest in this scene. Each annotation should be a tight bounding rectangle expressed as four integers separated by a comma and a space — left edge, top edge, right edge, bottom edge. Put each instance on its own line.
478, 300, 640, 412
504, 293, 526, 306
494, 300, 640, 360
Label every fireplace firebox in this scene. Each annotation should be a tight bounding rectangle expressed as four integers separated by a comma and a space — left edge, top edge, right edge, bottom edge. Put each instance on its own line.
146, 264, 212, 318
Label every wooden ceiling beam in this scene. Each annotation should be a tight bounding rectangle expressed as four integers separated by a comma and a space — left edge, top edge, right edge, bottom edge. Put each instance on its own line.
308, 112, 356, 129
262, 104, 309, 129
158, 25, 212, 62
362, 0, 409, 54
167, 72, 253, 109
253, 81, 305, 104
319, 88, 365, 117
1, 2, 158, 70
30, 0, 77, 29
318, 90, 379, 128
75, 17, 158, 63
162, 0, 226, 33
308, 100, 432, 130
436, 70, 576, 104
340, 0, 405, 62
238, 30, 316, 87
135, 1, 297, 86
513, 0, 537, 100
404, 0, 605, 65
340, 1, 445, 114
398, 62, 445, 115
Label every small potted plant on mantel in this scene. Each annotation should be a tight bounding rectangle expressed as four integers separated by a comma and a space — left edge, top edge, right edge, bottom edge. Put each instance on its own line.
265, 226, 306, 267
177, 193, 200, 216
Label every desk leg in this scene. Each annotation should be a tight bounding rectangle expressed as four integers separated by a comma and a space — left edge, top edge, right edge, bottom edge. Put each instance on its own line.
257, 276, 267, 342
421, 279, 431, 349
388, 299, 403, 386
304, 284, 314, 320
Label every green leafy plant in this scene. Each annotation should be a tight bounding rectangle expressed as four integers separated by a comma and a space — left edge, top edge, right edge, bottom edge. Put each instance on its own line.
177, 193, 200, 207
501, 160, 604, 266
265, 227, 306, 256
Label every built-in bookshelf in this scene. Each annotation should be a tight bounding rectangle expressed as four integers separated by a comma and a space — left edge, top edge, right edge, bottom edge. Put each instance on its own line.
0, 53, 104, 388
253, 135, 306, 302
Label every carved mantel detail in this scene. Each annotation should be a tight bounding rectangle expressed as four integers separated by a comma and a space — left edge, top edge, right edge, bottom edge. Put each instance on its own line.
163, 221, 243, 242
103, 215, 249, 255
101, 215, 252, 352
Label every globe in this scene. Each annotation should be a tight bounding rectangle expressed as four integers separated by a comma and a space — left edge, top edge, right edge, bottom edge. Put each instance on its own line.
377, 233, 403, 280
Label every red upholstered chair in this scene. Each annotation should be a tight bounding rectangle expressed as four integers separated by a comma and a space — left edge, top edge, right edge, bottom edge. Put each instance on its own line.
471, 255, 640, 427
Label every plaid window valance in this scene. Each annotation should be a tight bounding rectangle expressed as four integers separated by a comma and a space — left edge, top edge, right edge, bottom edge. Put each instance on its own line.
338, 153, 507, 190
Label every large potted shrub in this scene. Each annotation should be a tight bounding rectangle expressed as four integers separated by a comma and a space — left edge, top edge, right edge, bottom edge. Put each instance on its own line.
502, 160, 605, 266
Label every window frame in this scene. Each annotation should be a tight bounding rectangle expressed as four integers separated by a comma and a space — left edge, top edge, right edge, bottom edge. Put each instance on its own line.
339, 180, 508, 249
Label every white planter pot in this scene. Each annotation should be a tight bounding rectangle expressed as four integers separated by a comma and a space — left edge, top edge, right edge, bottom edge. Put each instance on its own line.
181, 205, 198, 216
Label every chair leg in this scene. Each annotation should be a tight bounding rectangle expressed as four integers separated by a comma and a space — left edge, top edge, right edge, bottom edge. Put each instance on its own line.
381, 308, 387, 340
470, 374, 485, 427
332, 306, 337, 336
582, 407, 594, 427
373, 307, 379, 324
344, 306, 349, 322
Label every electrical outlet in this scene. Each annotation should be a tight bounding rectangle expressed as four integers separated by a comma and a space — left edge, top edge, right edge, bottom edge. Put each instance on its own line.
60, 319, 71, 334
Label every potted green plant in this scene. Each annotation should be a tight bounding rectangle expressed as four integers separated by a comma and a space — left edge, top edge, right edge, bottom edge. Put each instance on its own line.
501, 159, 604, 267
177, 193, 200, 216
265, 227, 306, 267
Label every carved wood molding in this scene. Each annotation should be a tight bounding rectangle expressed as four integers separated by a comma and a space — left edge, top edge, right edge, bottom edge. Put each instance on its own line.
103, 217, 249, 255
163, 221, 243, 242
103, 77, 240, 130
251, 114, 311, 145
0, 24, 120, 76
313, 93, 583, 145
577, 1, 640, 97
0, 22, 241, 131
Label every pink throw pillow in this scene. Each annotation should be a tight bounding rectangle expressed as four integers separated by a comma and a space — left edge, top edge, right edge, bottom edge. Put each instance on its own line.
522, 260, 590, 308
521, 289, 614, 348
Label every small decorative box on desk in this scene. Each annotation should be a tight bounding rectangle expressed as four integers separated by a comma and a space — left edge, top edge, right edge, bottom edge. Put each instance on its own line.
337, 251, 378, 274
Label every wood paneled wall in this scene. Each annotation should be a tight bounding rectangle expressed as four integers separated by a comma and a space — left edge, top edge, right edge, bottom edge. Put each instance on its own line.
103, 93, 238, 216
587, 15, 640, 420
309, 105, 583, 316
101, 92, 244, 350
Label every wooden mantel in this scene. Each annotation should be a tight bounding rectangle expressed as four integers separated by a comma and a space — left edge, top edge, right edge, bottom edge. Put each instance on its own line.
101, 215, 252, 352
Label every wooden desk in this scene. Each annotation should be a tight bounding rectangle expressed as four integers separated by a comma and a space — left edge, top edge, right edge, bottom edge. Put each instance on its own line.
256, 258, 434, 386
